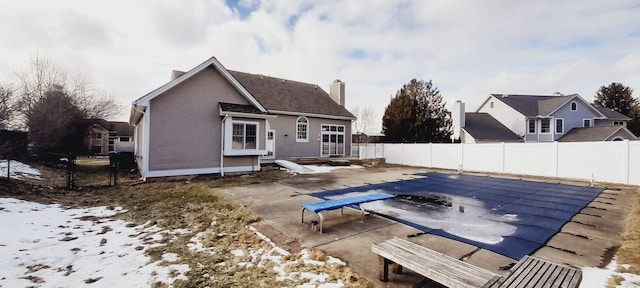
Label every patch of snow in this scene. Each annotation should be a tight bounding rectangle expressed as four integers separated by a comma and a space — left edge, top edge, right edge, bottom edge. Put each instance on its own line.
361, 196, 517, 245
0, 198, 189, 287
326, 256, 346, 266
249, 225, 291, 256
0, 160, 41, 180
162, 253, 180, 262
318, 281, 345, 288
275, 159, 362, 174
275, 160, 314, 173
325, 189, 390, 199
297, 165, 362, 174
187, 231, 216, 254
580, 259, 640, 288
230, 249, 245, 257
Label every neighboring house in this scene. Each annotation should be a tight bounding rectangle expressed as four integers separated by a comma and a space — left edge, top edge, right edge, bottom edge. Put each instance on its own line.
129, 56, 355, 179
452, 94, 637, 143
353, 132, 385, 144
85, 119, 135, 155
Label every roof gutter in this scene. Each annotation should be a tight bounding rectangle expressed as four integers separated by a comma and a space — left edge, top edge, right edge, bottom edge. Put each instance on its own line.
269, 110, 356, 120
129, 105, 146, 125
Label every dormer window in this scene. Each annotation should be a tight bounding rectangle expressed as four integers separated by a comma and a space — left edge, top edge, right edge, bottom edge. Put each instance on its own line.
570, 102, 577, 111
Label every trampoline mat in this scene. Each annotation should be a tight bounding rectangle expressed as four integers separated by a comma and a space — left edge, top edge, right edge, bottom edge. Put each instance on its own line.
310, 172, 603, 260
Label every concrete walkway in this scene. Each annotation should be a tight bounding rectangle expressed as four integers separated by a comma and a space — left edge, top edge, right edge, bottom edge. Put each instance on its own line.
216, 166, 635, 287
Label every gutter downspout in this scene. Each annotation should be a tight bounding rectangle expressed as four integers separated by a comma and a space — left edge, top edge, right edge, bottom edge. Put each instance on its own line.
221, 114, 228, 177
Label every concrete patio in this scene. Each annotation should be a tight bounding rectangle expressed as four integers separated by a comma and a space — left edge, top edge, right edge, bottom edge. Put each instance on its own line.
216, 165, 635, 287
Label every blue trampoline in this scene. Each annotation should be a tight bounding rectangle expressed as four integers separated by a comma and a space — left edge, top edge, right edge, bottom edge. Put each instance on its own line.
310, 172, 603, 260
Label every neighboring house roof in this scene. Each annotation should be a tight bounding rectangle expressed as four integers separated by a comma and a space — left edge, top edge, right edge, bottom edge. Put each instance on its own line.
593, 107, 631, 120
558, 126, 638, 142
489, 94, 604, 117
463, 113, 523, 142
228, 70, 355, 120
85, 119, 134, 136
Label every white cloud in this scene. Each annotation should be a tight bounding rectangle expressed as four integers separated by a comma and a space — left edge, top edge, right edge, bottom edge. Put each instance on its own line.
1, 0, 639, 132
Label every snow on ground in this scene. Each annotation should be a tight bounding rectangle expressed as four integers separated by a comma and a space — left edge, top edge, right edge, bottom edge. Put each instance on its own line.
580, 260, 640, 288
0, 160, 42, 180
275, 160, 362, 174
0, 197, 350, 288
0, 198, 189, 287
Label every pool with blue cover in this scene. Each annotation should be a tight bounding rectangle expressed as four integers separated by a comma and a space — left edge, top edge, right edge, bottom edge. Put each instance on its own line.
309, 172, 603, 260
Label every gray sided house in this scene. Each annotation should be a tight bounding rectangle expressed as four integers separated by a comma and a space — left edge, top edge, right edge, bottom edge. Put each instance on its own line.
452, 94, 637, 143
130, 57, 355, 179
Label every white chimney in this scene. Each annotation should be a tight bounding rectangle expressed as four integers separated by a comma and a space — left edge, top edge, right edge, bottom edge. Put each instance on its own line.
329, 79, 345, 106
451, 100, 465, 141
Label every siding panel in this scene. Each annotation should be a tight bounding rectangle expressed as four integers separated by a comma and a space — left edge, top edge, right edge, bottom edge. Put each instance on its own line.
148, 67, 252, 171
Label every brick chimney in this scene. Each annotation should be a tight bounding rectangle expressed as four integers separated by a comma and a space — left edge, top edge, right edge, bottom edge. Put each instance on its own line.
329, 79, 345, 106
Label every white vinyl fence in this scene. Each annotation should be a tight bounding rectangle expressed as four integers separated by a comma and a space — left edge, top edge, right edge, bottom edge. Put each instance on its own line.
352, 144, 385, 160
383, 140, 640, 185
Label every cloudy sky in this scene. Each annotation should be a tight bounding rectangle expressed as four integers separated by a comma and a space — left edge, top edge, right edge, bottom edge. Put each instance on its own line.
1, 0, 639, 132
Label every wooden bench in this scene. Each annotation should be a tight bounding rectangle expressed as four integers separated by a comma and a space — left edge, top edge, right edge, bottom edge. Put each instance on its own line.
372, 237, 583, 288
371, 237, 500, 288
301, 193, 394, 233
483, 255, 582, 288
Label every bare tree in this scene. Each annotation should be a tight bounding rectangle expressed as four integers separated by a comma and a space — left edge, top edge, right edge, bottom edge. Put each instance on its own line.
351, 106, 376, 134
0, 83, 15, 129
14, 55, 123, 128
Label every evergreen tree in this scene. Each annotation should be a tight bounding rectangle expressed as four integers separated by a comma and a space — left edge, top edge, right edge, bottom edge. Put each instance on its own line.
593, 82, 640, 136
382, 79, 452, 143
26, 85, 87, 154
593, 82, 637, 116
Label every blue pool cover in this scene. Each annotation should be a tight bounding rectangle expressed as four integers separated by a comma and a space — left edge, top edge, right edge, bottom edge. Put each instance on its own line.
310, 172, 603, 260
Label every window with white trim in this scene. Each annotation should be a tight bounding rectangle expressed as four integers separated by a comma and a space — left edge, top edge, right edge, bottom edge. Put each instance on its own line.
613, 121, 624, 126
527, 119, 536, 134
296, 116, 309, 142
555, 118, 564, 134
583, 119, 591, 127
232, 122, 257, 149
321, 124, 346, 156
540, 118, 551, 133
570, 102, 577, 111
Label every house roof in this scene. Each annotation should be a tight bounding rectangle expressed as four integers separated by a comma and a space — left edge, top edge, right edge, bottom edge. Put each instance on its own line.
594, 107, 631, 120
228, 70, 355, 120
131, 56, 355, 124
130, 57, 267, 124
463, 113, 523, 142
489, 94, 604, 117
558, 126, 638, 142
219, 102, 268, 115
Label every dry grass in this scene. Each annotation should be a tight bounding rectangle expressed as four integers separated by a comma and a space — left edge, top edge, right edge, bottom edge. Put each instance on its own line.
617, 186, 640, 274
607, 275, 625, 287
4, 159, 370, 287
